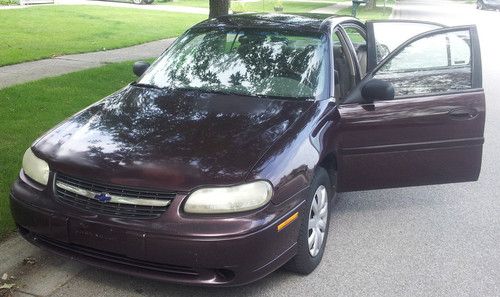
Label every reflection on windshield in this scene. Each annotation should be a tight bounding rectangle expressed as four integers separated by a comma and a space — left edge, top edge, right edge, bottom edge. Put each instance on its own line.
139, 29, 327, 100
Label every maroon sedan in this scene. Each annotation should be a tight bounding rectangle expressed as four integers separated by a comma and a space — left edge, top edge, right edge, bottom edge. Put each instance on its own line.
10, 14, 485, 286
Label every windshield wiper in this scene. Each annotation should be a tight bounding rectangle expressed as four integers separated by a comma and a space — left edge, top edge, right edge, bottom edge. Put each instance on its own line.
131, 82, 164, 90
254, 94, 313, 101
172, 86, 204, 93
171, 87, 245, 97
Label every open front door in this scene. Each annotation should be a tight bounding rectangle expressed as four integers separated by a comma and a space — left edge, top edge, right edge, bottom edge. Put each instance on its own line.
336, 25, 485, 192
366, 20, 445, 72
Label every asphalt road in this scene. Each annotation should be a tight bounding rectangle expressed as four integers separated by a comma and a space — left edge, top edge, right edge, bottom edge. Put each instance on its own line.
7, 1, 500, 296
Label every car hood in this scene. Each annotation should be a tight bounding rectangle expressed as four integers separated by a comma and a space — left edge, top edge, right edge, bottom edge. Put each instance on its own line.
34, 86, 312, 191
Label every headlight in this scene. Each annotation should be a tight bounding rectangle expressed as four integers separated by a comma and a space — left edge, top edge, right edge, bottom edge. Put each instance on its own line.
184, 181, 273, 214
22, 148, 50, 186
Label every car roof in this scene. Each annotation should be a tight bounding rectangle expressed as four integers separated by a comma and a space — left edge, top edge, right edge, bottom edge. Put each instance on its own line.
192, 13, 359, 33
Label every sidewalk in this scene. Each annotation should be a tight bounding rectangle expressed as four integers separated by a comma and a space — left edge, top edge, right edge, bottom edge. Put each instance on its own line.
309, 1, 351, 14
0, 38, 175, 89
0, 234, 87, 297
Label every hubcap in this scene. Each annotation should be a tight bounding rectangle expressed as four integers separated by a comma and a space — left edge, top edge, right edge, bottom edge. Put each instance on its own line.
308, 185, 328, 257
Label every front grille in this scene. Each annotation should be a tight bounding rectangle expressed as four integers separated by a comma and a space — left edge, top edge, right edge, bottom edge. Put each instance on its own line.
55, 173, 175, 219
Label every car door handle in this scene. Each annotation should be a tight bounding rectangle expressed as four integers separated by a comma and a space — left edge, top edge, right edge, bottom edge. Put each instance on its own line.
448, 108, 478, 120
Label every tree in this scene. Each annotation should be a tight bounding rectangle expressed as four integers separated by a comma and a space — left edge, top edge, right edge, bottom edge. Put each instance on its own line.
366, 0, 377, 9
209, 0, 230, 18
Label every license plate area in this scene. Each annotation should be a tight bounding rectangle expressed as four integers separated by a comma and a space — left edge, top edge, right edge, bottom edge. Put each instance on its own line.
68, 219, 146, 259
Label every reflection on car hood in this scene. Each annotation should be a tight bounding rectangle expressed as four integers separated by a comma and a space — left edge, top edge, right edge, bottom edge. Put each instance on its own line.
34, 86, 312, 191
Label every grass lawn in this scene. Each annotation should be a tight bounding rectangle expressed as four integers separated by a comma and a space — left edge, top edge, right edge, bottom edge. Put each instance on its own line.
0, 0, 19, 5
0, 61, 138, 239
231, 0, 331, 13
158, 0, 210, 8
159, 0, 334, 12
338, 2, 394, 20
0, 5, 204, 66
157, 0, 394, 17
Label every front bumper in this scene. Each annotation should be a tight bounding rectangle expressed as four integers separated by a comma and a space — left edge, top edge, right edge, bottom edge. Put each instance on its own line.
10, 174, 306, 286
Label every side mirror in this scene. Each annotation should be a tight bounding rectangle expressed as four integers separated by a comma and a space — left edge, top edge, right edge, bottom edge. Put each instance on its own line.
361, 79, 395, 103
133, 61, 150, 77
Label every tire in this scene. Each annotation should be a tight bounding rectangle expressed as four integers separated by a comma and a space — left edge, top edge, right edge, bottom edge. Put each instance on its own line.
285, 167, 335, 274
477, 1, 484, 10
144, 0, 154, 4
132, 0, 144, 4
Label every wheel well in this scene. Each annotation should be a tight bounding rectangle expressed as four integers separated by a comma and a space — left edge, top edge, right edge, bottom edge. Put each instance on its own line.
318, 153, 337, 186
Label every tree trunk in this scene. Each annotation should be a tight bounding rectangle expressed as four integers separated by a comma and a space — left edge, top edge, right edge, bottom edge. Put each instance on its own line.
366, 0, 377, 9
209, 0, 230, 18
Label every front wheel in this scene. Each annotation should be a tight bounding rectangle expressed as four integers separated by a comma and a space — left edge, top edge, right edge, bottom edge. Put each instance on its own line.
477, 1, 484, 9
144, 0, 154, 4
285, 168, 334, 274
132, 0, 144, 4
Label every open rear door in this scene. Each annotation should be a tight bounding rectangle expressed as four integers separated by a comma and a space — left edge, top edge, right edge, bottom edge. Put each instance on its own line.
366, 20, 445, 72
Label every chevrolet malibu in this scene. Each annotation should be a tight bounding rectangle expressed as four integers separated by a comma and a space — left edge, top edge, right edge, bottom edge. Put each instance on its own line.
10, 14, 485, 286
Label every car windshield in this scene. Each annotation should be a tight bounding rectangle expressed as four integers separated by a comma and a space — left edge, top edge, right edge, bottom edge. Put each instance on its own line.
138, 28, 328, 100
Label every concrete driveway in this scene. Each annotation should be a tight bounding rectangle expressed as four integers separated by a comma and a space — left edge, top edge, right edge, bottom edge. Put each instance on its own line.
1, 1, 499, 296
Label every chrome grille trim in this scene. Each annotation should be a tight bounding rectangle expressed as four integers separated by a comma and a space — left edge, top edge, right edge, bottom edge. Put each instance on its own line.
54, 173, 175, 219
56, 181, 171, 207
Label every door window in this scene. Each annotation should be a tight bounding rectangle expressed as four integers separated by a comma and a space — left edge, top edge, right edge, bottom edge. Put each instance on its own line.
374, 29, 472, 97
370, 22, 443, 64
343, 26, 368, 76
332, 31, 356, 99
